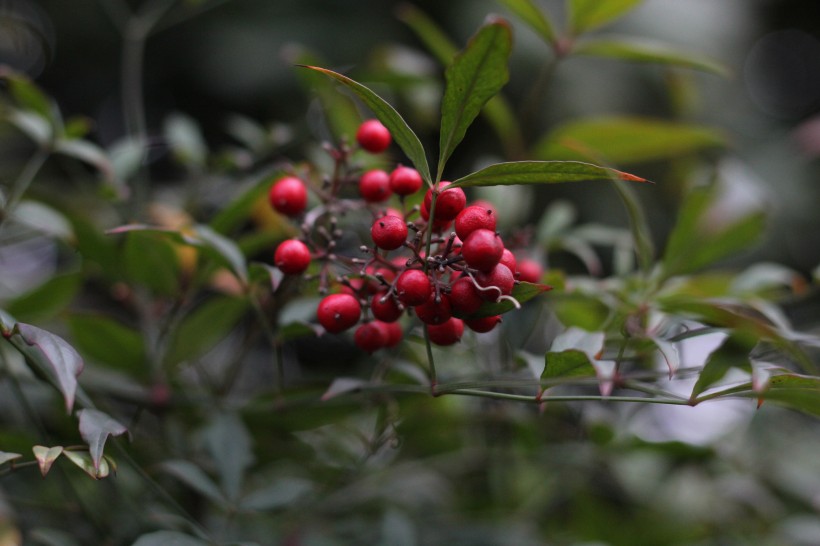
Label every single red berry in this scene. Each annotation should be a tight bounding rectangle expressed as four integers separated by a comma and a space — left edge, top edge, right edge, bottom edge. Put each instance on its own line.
354, 322, 387, 353
269, 176, 308, 217
449, 276, 484, 315
516, 258, 543, 283
423, 182, 466, 221
465, 315, 502, 333
414, 293, 452, 325
419, 201, 453, 232
454, 205, 497, 240
359, 169, 392, 203
274, 239, 311, 274
317, 293, 362, 333
499, 248, 517, 274
356, 119, 391, 153
462, 228, 504, 272
379, 320, 403, 347
396, 269, 432, 306
389, 166, 424, 195
371, 215, 408, 251
427, 318, 464, 346
370, 290, 403, 322
474, 263, 515, 302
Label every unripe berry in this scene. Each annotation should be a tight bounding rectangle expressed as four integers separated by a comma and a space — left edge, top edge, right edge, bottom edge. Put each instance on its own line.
465, 315, 502, 333
423, 182, 466, 221
462, 229, 504, 272
414, 293, 452, 325
356, 119, 391, 153
371, 215, 408, 251
269, 176, 308, 216
474, 263, 515, 302
358, 169, 392, 203
427, 318, 464, 346
395, 269, 431, 306
354, 322, 387, 353
449, 276, 484, 315
516, 258, 543, 283
455, 205, 497, 240
389, 166, 423, 196
317, 293, 361, 333
274, 239, 311, 274
371, 290, 403, 322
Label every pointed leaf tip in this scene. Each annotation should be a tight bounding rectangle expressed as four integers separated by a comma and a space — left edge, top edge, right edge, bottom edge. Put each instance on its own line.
618, 170, 650, 183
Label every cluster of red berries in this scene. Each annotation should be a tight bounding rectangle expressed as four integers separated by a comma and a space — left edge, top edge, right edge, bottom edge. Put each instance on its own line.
269, 119, 543, 353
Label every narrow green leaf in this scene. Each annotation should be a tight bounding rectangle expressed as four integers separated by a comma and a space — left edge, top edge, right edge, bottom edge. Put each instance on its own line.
696, 373, 820, 416
66, 314, 147, 376
77, 409, 127, 474
300, 65, 431, 184
460, 281, 552, 319
6, 108, 52, 144
398, 4, 525, 160
32, 445, 63, 477
535, 116, 726, 165
690, 334, 753, 399
498, 0, 558, 46
161, 460, 227, 506
450, 160, 647, 189
54, 139, 114, 182
574, 36, 730, 76
164, 113, 208, 169
6, 271, 82, 323
210, 172, 280, 234
0, 67, 54, 120
438, 17, 512, 179
568, 0, 644, 34
165, 296, 249, 366
11, 200, 74, 240
610, 179, 654, 273
240, 477, 314, 511
121, 231, 181, 296
204, 412, 254, 502
10, 324, 84, 413
542, 328, 605, 380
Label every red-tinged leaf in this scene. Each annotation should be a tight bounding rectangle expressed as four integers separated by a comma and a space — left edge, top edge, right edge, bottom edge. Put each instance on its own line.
449, 160, 648, 189
63, 449, 113, 480
32, 445, 63, 477
10, 323, 84, 413
438, 17, 513, 179
77, 409, 127, 474
650, 337, 680, 378
299, 65, 432, 185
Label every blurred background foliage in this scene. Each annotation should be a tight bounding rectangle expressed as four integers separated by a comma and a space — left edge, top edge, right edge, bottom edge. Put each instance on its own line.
0, 0, 820, 545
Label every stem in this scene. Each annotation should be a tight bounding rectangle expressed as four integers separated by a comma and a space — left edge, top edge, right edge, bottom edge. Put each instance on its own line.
423, 325, 438, 394
1, 146, 49, 230
442, 388, 692, 405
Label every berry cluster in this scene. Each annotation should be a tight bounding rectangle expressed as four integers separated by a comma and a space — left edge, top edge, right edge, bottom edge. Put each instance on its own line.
270, 119, 543, 353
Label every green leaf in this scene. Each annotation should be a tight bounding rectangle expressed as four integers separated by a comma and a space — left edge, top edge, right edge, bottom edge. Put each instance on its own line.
54, 139, 114, 182
121, 231, 181, 296
611, 179, 654, 273
696, 373, 820, 416
450, 160, 647, 189
32, 445, 63, 477
568, 0, 644, 34
438, 17, 512, 179
535, 116, 726, 165
240, 477, 314, 511
461, 282, 552, 319
574, 36, 730, 76
62, 450, 112, 479
398, 5, 524, 160
6, 108, 52, 144
66, 314, 146, 376
0, 67, 54, 120
161, 460, 227, 506
300, 65, 431, 185
662, 186, 767, 278
165, 295, 249, 366
132, 531, 210, 546
0, 452, 22, 466
541, 328, 605, 380
6, 271, 82, 323
164, 113, 208, 169
498, 0, 558, 46
9, 323, 84, 413
690, 334, 753, 399
204, 412, 254, 502
210, 173, 279, 234
11, 200, 74, 240
77, 409, 127, 475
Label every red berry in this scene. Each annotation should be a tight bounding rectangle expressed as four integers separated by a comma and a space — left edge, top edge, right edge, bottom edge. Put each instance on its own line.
371, 290, 403, 322
371, 215, 408, 251
449, 276, 484, 315
423, 182, 466, 221
419, 201, 453, 232
317, 293, 362, 333
499, 248, 517, 274
274, 239, 311, 274
454, 205, 497, 240
379, 320, 403, 348
465, 315, 501, 333
359, 169, 392, 202
462, 229, 504, 272
474, 264, 515, 302
427, 318, 464, 346
354, 322, 387, 353
414, 293, 452, 325
516, 258, 543, 283
356, 119, 391, 153
389, 166, 424, 195
269, 176, 308, 217
395, 269, 431, 306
